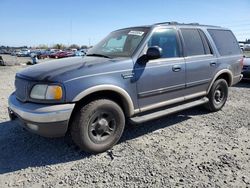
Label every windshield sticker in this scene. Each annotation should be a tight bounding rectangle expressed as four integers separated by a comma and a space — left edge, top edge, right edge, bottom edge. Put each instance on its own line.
128, 31, 144, 36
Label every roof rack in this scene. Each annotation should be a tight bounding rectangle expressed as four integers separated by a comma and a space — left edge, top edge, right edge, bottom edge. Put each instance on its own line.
154, 21, 179, 25
187, 23, 200, 25
154, 22, 224, 28
154, 21, 201, 26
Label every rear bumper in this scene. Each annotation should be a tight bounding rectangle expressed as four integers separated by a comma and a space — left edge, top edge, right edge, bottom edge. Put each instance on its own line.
8, 93, 75, 137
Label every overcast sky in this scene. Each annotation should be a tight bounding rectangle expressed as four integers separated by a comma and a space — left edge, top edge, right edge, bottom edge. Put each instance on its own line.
0, 0, 250, 46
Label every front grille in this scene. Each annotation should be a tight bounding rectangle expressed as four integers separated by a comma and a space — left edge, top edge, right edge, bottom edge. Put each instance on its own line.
15, 77, 29, 102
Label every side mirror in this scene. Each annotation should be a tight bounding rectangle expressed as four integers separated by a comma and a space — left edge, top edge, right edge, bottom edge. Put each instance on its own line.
146, 46, 162, 60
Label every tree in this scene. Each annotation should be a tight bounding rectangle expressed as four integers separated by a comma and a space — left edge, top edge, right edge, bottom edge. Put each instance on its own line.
37, 44, 49, 49
81, 45, 88, 49
69, 44, 80, 49
52, 44, 66, 50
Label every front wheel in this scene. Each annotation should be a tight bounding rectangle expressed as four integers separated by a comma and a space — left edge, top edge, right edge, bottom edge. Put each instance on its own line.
70, 99, 125, 153
205, 79, 228, 112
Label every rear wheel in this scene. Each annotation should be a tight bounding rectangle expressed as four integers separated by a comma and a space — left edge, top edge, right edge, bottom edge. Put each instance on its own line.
205, 79, 228, 112
70, 99, 125, 153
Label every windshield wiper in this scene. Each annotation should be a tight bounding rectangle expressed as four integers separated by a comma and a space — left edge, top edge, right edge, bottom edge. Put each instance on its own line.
86, 53, 111, 59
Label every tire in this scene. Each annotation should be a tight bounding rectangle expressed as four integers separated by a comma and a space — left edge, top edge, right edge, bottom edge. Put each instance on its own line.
205, 79, 228, 112
70, 99, 125, 153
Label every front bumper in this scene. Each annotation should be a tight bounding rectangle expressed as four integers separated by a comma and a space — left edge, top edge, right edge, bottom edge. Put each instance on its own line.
8, 93, 75, 137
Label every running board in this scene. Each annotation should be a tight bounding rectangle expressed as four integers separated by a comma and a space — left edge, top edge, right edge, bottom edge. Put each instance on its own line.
130, 97, 209, 124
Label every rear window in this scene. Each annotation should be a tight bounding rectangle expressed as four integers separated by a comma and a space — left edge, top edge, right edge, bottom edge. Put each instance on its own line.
208, 29, 241, 56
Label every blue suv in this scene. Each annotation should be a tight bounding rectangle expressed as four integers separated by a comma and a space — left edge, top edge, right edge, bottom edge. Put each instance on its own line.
8, 22, 243, 153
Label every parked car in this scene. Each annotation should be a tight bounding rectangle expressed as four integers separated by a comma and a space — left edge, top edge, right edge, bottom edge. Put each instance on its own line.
8, 22, 243, 153
244, 44, 250, 51
0, 49, 11, 55
242, 57, 250, 79
38, 50, 53, 59
74, 50, 86, 56
239, 43, 245, 51
16, 49, 30, 57
50, 51, 75, 59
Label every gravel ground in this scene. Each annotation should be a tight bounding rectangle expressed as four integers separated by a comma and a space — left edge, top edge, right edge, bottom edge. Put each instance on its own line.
0, 55, 50, 66
0, 55, 32, 66
0, 66, 250, 188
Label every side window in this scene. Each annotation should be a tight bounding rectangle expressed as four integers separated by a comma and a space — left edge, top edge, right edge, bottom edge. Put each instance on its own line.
181, 28, 206, 56
208, 29, 241, 56
148, 28, 180, 58
198, 30, 213, 55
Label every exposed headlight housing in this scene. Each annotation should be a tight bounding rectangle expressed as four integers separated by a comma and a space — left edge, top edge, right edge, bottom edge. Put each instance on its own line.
30, 84, 63, 100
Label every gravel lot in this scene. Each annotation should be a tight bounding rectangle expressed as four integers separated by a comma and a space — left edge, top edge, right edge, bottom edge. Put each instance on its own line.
0, 65, 250, 187
0, 55, 32, 66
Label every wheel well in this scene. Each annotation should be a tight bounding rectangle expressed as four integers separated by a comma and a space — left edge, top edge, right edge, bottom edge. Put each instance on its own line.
216, 73, 231, 86
73, 90, 130, 117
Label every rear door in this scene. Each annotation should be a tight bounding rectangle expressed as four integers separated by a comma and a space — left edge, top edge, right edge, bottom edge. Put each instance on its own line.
179, 27, 217, 97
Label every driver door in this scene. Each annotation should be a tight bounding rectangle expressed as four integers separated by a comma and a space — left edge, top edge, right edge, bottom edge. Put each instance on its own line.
134, 27, 186, 112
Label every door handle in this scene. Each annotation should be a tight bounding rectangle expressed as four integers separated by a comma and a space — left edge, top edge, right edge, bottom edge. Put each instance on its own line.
210, 61, 217, 66
172, 65, 181, 72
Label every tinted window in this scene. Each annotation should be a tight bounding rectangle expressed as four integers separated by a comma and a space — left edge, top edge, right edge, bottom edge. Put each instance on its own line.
208, 29, 241, 56
148, 28, 180, 58
198, 30, 212, 54
181, 29, 205, 56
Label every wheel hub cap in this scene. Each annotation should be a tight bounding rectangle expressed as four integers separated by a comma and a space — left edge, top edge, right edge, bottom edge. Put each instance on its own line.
89, 112, 116, 143
214, 89, 223, 103
96, 118, 109, 134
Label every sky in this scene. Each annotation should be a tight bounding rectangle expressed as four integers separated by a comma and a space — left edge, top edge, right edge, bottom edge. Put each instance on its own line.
0, 0, 250, 47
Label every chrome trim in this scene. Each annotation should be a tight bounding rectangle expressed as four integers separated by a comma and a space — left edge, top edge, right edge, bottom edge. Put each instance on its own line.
184, 54, 214, 59
184, 91, 207, 100
140, 91, 207, 112
72, 85, 135, 116
186, 79, 211, 88
147, 57, 185, 64
138, 83, 185, 98
134, 109, 140, 114
8, 93, 75, 123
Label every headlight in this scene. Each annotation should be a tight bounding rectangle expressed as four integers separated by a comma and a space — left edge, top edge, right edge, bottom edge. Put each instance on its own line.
30, 84, 63, 100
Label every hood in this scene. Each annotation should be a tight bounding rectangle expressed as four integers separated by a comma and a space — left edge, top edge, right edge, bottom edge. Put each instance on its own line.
17, 56, 129, 82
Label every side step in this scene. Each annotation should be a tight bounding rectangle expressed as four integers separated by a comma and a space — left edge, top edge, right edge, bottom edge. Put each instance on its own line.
130, 97, 209, 124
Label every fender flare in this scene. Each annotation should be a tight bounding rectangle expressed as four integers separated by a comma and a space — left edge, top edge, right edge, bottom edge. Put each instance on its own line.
73, 85, 135, 116
207, 69, 233, 94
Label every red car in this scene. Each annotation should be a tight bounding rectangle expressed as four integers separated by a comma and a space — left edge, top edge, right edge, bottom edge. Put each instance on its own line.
49, 51, 75, 59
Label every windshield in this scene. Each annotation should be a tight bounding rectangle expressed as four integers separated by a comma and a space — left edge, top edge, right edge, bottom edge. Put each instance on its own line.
87, 27, 149, 58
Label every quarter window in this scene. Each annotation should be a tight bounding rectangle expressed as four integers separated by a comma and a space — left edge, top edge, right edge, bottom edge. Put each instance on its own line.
147, 28, 180, 58
208, 29, 241, 56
